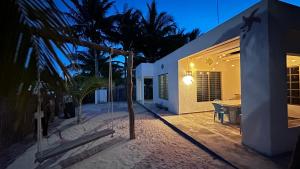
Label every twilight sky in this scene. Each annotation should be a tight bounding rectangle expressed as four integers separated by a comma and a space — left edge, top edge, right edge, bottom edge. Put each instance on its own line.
54, 0, 300, 76
111, 0, 300, 33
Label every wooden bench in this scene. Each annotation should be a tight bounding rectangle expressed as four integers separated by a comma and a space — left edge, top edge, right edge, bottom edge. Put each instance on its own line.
35, 128, 114, 163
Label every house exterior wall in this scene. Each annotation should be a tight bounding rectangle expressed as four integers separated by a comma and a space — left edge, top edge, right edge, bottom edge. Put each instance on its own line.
135, 63, 154, 104
151, 2, 260, 114
136, 0, 300, 156
240, 0, 300, 156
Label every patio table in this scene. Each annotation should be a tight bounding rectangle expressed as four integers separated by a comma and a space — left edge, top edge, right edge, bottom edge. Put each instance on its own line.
219, 100, 241, 124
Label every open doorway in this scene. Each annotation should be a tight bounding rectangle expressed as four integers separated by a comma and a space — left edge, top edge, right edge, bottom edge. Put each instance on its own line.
144, 78, 153, 100
177, 37, 242, 143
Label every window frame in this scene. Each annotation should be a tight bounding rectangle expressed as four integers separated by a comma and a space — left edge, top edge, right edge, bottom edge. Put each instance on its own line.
196, 71, 222, 102
158, 73, 168, 100
287, 66, 300, 105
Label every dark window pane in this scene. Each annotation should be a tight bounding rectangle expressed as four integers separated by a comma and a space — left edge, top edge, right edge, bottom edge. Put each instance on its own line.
291, 67, 299, 74
158, 74, 168, 100
197, 71, 209, 102
291, 90, 300, 97
287, 66, 300, 105
292, 98, 300, 104
291, 75, 299, 81
291, 83, 299, 89
197, 71, 221, 102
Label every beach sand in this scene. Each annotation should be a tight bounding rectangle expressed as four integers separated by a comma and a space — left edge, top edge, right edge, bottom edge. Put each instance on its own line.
7, 103, 233, 169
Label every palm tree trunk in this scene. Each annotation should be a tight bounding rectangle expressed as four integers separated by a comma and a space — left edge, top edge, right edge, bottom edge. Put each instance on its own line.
127, 52, 135, 139
94, 49, 99, 77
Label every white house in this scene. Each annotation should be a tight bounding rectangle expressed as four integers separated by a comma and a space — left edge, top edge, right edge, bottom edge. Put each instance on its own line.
136, 0, 300, 156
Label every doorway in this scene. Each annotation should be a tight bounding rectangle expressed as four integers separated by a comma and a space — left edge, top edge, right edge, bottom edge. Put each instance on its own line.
144, 78, 153, 100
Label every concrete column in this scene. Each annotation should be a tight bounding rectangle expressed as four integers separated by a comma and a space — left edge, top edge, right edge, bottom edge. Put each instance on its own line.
240, 1, 290, 156
136, 78, 142, 102
141, 78, 145, 104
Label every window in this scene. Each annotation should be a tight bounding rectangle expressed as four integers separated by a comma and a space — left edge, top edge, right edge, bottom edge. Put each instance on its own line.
159, 74, 168, 100
196, 71, 221, 102
287, 67, 300, 104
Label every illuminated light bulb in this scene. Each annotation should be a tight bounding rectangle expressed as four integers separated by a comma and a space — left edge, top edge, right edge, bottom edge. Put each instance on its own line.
189, 62, 195, 68
183, 71, 193, 85
292, 60, 296, 62
231, 65, 235, 67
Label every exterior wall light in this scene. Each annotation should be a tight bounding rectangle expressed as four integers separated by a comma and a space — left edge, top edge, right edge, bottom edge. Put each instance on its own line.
183, 71, 193, 85
189, 62, 195, 68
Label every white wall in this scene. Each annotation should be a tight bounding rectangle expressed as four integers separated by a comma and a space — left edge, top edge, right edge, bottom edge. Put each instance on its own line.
240, 0, 300, 156
143, 0, 300, 156
150, 1, 261, 114
135, 63, 154, 103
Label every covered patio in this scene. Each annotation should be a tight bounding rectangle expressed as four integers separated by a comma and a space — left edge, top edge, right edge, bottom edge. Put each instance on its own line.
178, 37, 300, 130
141, 102, 287, 169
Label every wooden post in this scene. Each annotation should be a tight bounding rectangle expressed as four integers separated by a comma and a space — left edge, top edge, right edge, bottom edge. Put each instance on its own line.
33, 38, 43, 153
127, 52, 135, 139
77, 101, 81, 124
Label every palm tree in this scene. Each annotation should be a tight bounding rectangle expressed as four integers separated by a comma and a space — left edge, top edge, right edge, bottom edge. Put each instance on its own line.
112, 8, 143, 51
68, 49, 124, 82
67, 75, 108, 123
107, 7, 145, 91
0, 0, 138, 147
138, 0, 177, 62
0, 0, 75, 147
159, 28, 201, 57
136, 1, 200, 62
64, 0, 117, 77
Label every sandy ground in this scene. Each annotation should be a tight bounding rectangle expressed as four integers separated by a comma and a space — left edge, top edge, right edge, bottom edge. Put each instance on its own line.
7, 103, 233, 169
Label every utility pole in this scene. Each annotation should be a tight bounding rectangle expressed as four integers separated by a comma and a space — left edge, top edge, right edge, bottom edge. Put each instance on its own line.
217, 0, 220, 24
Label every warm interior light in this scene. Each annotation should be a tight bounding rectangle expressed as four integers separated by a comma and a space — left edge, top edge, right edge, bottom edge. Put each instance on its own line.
189, 62, 195, 68
226, 59, 230, 62
292, 60, 296, 62
231, 64, 235, 67
216, 62, 219, 65
183, 71, 193, 85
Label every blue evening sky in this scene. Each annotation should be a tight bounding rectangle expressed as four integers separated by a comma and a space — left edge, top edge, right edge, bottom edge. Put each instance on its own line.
112, 0, 300, 32
55, 0, 300, 76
